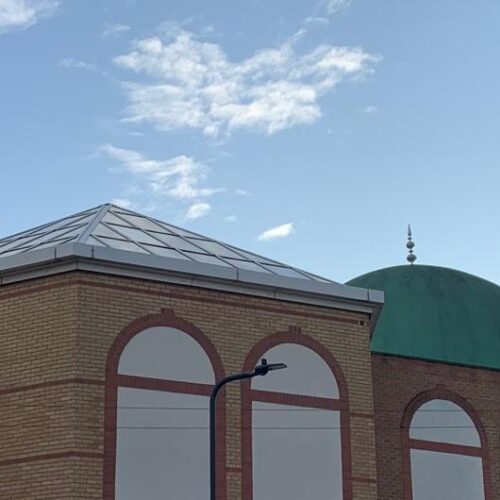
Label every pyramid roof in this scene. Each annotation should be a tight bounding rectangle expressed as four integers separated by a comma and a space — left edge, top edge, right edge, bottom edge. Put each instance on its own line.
0, 204, 383, 312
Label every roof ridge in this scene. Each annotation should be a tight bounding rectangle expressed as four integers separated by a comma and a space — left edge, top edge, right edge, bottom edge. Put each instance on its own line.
77, 204, 112, 243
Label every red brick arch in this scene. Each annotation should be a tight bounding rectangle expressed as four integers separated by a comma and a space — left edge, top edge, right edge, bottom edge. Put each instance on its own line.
103, 308, 226, 499
241, 326, 352, 500
400, 385, 492, 500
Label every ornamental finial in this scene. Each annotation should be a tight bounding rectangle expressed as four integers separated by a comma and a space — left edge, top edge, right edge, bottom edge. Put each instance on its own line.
407, 224, 417, 264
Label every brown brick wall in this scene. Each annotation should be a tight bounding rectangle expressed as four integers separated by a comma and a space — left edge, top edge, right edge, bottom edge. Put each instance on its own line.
0, 271, 377, 499
372, 354, 500, 500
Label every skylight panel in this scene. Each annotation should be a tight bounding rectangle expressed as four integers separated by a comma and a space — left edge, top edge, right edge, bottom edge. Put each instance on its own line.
141, 245, 190, 259
97, 237, 149, 253
102, 212, 135, 227
0, 207, 98, 247
26, 235, 78, 251
146, 233, 208, 253
0, 235, 39, 252
27, 211, 96, 236
222, 246, 281, 266
186, 238, 246, 259
261, 265, 309, 279
0, 246, 31, 257
157, 222, 203, 238
185, 252, 232, 266
224, 259, 271, 272
94, 224, 129, 240
113, 212, 174, 233
108, 225, 165, 246
32, 224, 87, 245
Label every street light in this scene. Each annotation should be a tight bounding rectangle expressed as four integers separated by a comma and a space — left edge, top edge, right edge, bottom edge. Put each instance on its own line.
209, 358, 287, 500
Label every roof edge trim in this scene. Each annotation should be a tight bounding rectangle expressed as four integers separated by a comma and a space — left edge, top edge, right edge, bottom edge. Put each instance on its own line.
0, 243, 384, 315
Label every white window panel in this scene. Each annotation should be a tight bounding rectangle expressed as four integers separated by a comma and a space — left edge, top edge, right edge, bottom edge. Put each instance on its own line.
252, 343, 339, 399
411, 449, 484, 500
116, 388, 209, 500
118, 327, 215, 384
410, 400, 480, 446
252, 402, 342, 500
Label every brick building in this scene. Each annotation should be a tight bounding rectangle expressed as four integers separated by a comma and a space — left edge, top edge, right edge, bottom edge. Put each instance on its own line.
0, 203, 497, 499
349, 266, 500, 499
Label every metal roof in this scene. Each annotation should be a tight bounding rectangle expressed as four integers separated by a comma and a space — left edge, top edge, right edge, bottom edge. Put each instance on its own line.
0, 204, 383, 313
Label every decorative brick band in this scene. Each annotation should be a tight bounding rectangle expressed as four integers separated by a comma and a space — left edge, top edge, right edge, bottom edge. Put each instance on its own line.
0, 280, 76, 301
0, 451, 103, 467
350, 412, 375, 420
0, 378, 104, 396
0, 275, 365, 326
351, 476, 378, 485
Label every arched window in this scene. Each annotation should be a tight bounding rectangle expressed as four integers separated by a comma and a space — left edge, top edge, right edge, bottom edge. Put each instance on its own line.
242, 332, 351, 500
403, 394, 489, 500
103, 314, 225, 499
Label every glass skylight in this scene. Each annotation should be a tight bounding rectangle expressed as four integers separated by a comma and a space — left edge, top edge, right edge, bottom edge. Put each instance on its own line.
0, 204, 337, 285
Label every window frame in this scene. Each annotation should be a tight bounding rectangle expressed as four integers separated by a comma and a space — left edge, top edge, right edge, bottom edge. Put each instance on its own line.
103, 309, 226, 500
241, 328, 352, 500
401, 386, 491, 500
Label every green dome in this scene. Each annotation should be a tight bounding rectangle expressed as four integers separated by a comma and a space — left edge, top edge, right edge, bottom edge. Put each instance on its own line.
347, 265, 500, 370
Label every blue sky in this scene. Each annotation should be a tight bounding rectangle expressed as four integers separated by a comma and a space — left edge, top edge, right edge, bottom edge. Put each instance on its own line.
1, 0, 499, 283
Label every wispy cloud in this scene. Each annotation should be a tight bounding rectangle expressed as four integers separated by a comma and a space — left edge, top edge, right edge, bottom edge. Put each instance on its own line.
306, 0, 351, 25
100, 144, 221, 218
102, 22, 130, 39
258, 222, 294, 241
0, 0, 59, 33
111, 197, 134, 209
225, 214, 238, 222
59, 57, 96, 71
325, 0, 351, 14
113, 30, 377, 138
185, 202, 210, 219
363, 105, 378, 114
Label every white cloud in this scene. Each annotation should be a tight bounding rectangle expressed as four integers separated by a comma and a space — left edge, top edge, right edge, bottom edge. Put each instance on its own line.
225, 214, 238, 222
59, 57, 96, 71
304, 16, 330, 26
0, 0, 59, 32
235, 189, 249, 196
258, 222, 294, 241
185, 202, 210, 219
325, 0, 351, 14
100, 144, 220, 201
363, 105, 378, 114
102, 22, 130, 39
111, 197, 134, 209
305, 0, 351, 25
113, 30, 377, 138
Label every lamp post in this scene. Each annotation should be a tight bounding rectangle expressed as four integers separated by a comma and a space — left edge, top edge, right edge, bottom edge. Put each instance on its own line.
209, 359, 287, 500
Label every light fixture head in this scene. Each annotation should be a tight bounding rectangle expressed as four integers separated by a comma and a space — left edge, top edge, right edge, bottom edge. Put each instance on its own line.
254, 358, 287, 376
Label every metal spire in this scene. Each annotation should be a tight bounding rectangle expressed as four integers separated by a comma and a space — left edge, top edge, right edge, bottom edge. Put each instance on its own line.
406, 224, 417, 264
